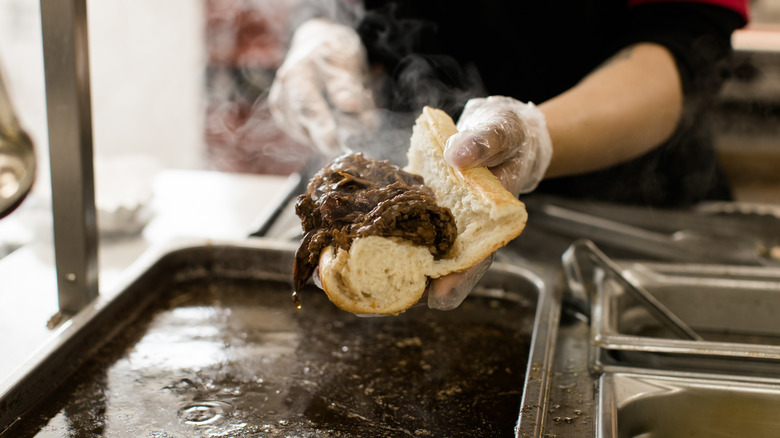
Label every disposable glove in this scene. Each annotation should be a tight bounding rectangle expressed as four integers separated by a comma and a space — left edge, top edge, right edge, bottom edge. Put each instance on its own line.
268, 18, 375, 156
428, 96, 552, 310
445, 96, 552, 196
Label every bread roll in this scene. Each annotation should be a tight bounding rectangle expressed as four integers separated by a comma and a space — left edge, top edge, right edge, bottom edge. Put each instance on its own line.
318, 107, 528, 315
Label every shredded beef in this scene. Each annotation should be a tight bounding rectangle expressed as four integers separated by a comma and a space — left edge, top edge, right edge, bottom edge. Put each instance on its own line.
293, 153, 458, 292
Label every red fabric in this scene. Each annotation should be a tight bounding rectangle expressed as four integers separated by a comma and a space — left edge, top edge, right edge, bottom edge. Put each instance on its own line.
627, 0, 749, 21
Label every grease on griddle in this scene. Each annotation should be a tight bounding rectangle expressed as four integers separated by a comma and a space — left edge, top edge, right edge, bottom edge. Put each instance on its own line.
10, 278, 535, 438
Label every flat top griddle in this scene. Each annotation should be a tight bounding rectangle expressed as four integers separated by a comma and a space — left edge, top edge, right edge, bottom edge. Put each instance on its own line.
9, 273, 536, 437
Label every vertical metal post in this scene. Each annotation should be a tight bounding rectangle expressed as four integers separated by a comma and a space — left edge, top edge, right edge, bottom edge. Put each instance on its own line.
40, 0, 99, 314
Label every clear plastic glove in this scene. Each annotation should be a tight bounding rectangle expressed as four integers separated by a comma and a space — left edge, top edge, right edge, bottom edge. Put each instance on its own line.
445, 96, 552, 196
427, 255, 494, 310
268, 18, 375, 156
428, 96, 553, 310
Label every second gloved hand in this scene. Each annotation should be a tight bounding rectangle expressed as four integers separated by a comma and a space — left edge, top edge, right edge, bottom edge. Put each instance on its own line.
269, 19, 375, 156
428, 96, 552, 310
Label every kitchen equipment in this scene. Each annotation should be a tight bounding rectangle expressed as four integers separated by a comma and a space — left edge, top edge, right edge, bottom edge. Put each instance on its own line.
526, 197, 779, 266
249, 153, 327, 239
589, 259, 780, 376
0, 239, 559, 437
562, 239, 702, 341
598, 372, 780, 438
41, 0, 99, 314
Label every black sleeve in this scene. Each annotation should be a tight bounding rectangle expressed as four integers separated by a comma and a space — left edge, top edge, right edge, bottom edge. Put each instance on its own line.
619, 3, 746, 102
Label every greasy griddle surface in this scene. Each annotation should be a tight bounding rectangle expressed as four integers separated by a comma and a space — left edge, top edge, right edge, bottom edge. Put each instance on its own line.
12, 278, 534, 437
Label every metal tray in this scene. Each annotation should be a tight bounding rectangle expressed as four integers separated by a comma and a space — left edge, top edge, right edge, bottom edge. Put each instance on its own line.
0, 239, 559, 437
598, 371, 780, 438
591, 262, 780, 376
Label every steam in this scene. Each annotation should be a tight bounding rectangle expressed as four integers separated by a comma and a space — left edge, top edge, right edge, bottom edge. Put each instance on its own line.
338, 4, 487, 165
205, 0, 486, 173
205, 96, 312, 175
205, 0, 313, 175
287, 0, 366, 31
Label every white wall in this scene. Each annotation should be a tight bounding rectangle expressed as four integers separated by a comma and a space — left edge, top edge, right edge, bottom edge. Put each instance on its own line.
0, 0, 208, 190
87, 0, 207, 169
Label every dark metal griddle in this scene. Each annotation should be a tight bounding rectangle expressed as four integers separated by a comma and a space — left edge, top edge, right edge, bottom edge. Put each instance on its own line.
0, 240, 559, 437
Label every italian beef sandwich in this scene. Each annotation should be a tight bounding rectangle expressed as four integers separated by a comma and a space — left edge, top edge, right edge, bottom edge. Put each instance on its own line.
293, 106, 528, 315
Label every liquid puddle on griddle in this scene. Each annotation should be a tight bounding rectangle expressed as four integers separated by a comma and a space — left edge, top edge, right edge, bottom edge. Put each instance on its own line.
11, 278, 534, 437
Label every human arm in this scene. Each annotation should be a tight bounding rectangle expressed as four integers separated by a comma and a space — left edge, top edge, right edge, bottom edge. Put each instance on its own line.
428, 1, 747, 309
443, 0, 747, 181
427, 45, 683, 309
541, 42, 682, 178
428, 44, 682, 310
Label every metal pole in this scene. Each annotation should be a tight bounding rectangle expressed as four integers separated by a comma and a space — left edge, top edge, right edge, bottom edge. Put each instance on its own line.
40, 0, 99, 314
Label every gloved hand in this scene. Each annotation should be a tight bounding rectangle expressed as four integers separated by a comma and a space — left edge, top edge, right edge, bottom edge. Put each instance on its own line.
268, 18, 375, 156
428, 96, 553, 310
445, 96, 553, 196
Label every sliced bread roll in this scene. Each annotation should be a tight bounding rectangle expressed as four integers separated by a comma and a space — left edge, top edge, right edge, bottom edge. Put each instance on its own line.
319, 106, 528, 315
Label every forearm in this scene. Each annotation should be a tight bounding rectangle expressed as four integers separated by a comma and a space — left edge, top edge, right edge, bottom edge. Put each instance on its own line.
540, 42, 683, 178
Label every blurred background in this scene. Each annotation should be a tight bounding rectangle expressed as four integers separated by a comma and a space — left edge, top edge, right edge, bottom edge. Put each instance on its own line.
0, 0, 779, 380
0, 0, 310, 380
1, 0, 779, 206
